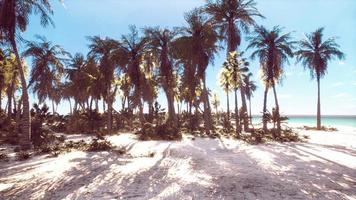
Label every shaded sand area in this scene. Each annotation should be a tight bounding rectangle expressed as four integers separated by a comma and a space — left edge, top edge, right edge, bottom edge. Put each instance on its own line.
1, 125, 356, 200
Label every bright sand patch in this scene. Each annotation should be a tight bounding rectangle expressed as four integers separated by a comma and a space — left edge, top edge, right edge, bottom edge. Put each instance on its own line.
0, 125, 355, 200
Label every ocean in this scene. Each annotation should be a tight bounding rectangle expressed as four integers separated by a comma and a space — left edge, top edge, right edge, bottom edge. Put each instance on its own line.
251, 115, 356, 128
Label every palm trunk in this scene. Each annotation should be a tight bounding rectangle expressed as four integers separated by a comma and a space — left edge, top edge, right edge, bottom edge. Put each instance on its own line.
107, 86, 113, 131
234, 88, 240, 137
202, 74, 213, 134
249, 98, 252, 125
226, 90, 230, 120
164, 87, 177, 125
11, 39, 32, 149
52, 100, 55, 114
240, 87, 249, 131
262, 85, 268, 133
272, 83, 281, 135
68, 99, 72, 115
317, 77, 321, 130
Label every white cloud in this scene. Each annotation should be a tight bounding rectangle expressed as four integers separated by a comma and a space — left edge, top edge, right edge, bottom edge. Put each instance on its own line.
332, 82, 344, 87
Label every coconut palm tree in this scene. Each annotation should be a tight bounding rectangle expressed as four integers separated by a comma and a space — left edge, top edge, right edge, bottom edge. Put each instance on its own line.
87, 36, 120, 131
243, 72, 257, 125
295, 28, 344, 130
219, 64, 232, 120
205, 0, 263, 131
145, 27, 179, 125
211, 92, 220, 118
0, 0, 57, 149
247, 26, 295, 135
179, 8, 220, 134
23, 36, 69, 114
118, 25, 149, 126
222, 51, 248, 137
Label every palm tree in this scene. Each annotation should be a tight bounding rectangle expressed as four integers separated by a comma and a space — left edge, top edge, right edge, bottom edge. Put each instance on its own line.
88, 36, 120, 131
23, 36, 69, 114
0, 0, 56, 149
219, 65, 232, 120
205, 0, 263, 131
211, 92, 220, 118
222, 51, 248, 136
247, 26, 294, 135
295, 28, 344, 130
243, 72, 257, 125
145, 27, 179, 125
118, 25, 149, 126
180, 8, 220, 134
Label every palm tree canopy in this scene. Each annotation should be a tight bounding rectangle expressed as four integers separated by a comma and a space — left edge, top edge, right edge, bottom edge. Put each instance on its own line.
181, 8, 221, 77
295, 27, 345, 80
23, 35, 69, 103
247, 26, 295, 86
243, 72, 257, 99
0, 0, 54, 42
205, 0, 263, 50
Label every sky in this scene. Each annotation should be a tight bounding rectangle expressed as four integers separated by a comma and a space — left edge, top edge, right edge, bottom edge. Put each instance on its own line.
17, 0, 356, 116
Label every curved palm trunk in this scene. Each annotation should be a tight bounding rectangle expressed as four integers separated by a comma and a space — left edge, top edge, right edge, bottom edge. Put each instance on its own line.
317, 77, 321, 130
271, 83, 281, 136
234, 88, 240, 137
202, 74, 213, 134
11, 40, 32, 149
262, 85, 268, 133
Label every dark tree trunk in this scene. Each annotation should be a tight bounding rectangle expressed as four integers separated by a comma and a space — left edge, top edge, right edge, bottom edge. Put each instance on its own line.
11, 39, 32, 149
226, 90, 230, 120
234, 88, 240, 137
164, 87, 177, 125
202, 74, 213, 134
272, 82, 281, 135
317, 77, 321, 130
240, 88, 249, 131
262, 85, 268, 133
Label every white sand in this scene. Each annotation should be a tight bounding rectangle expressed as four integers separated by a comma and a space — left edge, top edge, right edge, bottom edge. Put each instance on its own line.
0, 125, 356, 200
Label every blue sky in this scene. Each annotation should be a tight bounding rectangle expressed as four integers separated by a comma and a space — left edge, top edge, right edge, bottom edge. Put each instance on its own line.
20, 0, 356, 115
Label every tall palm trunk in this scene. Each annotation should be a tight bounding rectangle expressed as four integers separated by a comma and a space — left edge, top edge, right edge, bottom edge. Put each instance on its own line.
240, 88, 249, 131
226, 90, 230, 120
164, 87, 177, 125
234, 88, 240, 137
262, 85, 268, 133
52, 100, 55, 114
107, 86, 113, 132
317, 77, 321, 130
202, 74, 213, 134
271, 83, 281, 135
68, 98, 72, 115
249, 98, 252, 125
11, 40, 32, 149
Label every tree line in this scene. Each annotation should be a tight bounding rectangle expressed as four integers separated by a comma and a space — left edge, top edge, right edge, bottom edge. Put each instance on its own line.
0, 0, 344, 149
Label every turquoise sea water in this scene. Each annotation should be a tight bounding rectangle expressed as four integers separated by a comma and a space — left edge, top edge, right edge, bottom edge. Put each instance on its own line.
251, 115, 356, 128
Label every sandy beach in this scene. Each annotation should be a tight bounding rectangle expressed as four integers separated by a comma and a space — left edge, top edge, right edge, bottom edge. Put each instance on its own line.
0, 124, 355, 200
